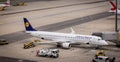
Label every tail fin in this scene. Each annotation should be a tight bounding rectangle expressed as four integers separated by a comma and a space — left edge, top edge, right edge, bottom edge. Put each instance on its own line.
109, 1, 116, 11
4, 0, 10, 7
23, 18, 37, 31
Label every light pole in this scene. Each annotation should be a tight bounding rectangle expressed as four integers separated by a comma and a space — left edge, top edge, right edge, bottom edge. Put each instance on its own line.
115, 0, 118, 32
115, 0, 120, 47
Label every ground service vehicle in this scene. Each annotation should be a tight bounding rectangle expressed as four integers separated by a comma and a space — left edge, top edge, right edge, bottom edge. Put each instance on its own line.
95, 50, 105, 57
13, 2, 26, 6
0, 39, 8, 45
92, 56, 109, 62
92, 56, 115, 62
23, 42, 35, 49
36, 49, 59, 58
93, 50, 116, 62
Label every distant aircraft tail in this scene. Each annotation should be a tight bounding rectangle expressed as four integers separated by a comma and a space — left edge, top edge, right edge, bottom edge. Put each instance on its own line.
4, 0, 10, 7
109, 1, 120, 14
23, 18, 37, 31
109, 1, 116, 11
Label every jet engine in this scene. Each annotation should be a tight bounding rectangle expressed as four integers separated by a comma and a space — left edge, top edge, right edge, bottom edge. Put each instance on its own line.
61, 43, 71, 49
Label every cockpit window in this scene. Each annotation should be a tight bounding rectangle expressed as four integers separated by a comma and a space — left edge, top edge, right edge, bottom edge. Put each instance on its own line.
98, 39, 101, 40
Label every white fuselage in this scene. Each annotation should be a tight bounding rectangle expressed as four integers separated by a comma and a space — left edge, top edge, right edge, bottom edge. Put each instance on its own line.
23, 17, 108, 49
26, 31, 108, 46
0, 4, 10, 7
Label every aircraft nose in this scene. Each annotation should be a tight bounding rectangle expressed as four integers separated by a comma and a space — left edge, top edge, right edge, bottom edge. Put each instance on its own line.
101, 40, 108, 45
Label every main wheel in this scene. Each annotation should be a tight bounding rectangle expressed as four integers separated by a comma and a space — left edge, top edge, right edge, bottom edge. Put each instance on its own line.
57, 43, 61, 47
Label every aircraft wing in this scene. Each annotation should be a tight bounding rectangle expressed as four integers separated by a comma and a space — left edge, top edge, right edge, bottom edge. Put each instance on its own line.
34, 41, 58, 44
34, 39, 71, 45
52, 39, 71, 42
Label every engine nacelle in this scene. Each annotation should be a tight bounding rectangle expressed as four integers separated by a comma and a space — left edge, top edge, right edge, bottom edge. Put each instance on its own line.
61, 43, 71, 49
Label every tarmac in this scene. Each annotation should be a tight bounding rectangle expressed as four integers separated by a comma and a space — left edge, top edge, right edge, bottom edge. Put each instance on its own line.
0, 0, 109, 35
0, 15, 120, 62
0, 0, 120, 62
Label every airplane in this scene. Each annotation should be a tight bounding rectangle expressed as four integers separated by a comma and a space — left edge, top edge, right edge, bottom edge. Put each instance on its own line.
109, 0, 120, 14
23, 18, 108, 49
0, 0, 10, 11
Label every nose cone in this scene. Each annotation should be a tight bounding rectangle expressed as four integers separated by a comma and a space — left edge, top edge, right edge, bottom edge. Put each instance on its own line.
101, 40, 108, 45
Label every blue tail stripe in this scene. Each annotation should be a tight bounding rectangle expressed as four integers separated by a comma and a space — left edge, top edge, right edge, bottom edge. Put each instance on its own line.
24, 18, 36, 31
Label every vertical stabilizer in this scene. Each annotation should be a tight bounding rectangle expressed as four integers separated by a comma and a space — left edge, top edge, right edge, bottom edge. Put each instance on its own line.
23, 18, 36, 31
109, 1, 116, 11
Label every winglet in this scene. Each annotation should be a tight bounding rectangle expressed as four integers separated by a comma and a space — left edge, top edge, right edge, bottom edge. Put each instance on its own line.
23, 18, 37, 31
70, 27, 75, 34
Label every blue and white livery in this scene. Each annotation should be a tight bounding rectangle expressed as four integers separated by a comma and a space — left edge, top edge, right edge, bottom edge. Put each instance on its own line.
23, 18, 108, 49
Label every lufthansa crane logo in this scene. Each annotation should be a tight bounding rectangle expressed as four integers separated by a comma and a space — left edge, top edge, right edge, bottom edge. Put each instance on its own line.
25, 22, 29, 27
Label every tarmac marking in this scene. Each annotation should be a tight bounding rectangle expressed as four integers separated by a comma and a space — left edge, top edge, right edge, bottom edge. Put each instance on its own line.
0, 0, 106, 15
0, 22, 3, 25
0, 4, 106, 26
0, 56, 37, 62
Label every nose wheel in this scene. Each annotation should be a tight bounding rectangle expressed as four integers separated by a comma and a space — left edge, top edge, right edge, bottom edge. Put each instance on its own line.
95, 45, 102, 49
